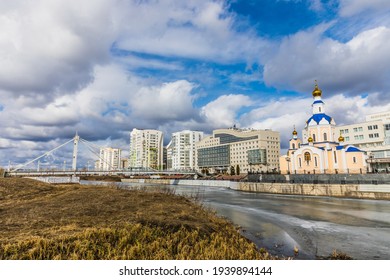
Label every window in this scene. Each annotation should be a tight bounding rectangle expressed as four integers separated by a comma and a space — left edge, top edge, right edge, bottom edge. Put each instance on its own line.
324, 133, 327, 141
292, 143, 296, 149
319, 107, 322, 112
353, 157, 357, 164
374, 133, 379, 138
345, 136, 350, 141
304, 152, 311, 161
353, 127, 358, 132
358, 127, 363, 132
373, 125, 378, 129
313, 134, 316, 141
368, 125, 373, 130
299, 158, 302, 167
314, 157, 318, 167
334, 151, 337, 163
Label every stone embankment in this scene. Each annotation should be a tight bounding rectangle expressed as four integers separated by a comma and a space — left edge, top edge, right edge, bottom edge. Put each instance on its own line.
239, 182, 390, 200
121, 178, 390, 200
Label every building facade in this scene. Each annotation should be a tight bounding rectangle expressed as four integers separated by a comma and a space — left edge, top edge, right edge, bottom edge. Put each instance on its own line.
195, 127, 280, 174
129, 129, 163, 170
98, 147, 121, 171
167, 130, 203, 170
336, 111, 390, 172
280, 82, 367, 174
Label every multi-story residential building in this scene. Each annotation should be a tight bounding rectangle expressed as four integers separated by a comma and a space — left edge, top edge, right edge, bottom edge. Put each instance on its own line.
336, 111, 390, 172
98, 147, 121, 171
167, 130, 203, 170
129, 129, 163, 170
195, 127, 280, 174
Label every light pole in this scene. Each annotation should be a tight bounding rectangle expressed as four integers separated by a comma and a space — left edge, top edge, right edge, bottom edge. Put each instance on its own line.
286, 157, 291, 174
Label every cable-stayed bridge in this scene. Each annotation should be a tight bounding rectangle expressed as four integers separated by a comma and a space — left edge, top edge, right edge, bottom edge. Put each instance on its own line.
4, 133, 197, 178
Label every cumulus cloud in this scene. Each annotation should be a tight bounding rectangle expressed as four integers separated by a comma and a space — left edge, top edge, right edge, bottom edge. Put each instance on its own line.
130, 80, 198, 123
339, 0, 390, 17
263, 25, 390, 99
0, 0, 117, 98
116, 0, 268, 64
200, 94, 253, 128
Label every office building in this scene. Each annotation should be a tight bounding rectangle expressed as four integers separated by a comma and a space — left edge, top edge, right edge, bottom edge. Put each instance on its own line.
195, 127, 280, 174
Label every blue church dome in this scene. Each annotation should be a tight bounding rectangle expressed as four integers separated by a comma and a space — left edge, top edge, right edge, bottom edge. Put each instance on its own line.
306, 113, 333, 125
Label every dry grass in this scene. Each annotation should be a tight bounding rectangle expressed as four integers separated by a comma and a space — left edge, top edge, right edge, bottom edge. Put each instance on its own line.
0, 178, 275, 260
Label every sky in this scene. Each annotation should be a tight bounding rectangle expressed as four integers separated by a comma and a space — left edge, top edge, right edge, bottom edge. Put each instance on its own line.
1, 0, 390, 170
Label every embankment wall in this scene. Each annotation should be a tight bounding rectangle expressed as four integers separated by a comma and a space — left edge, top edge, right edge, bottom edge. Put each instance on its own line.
121, 178, 390, 200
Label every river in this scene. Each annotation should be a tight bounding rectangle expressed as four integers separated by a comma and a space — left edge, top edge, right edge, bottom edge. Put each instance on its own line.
81, 181, 390, 260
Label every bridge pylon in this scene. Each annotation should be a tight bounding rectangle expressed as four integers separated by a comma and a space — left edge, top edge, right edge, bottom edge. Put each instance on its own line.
72, 133, 80, 172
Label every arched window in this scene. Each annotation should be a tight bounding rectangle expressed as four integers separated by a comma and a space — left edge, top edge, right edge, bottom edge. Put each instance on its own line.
353, 157, 357, 163
313, 134, 316, 142
304, 152, 311, 161
314, 157, 318, 167
299, 158, 302, 167
292, 143, 296, 149
324, 133, 327, 141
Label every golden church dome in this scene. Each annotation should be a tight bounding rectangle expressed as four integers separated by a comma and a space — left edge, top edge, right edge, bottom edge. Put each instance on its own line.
312, 81, 322, 97
338, 135, 345, 142
292, 128, 298, 136
308, 136, 314, 142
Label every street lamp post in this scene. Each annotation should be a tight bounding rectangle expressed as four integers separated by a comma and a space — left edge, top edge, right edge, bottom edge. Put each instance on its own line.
286, 157, 291, 174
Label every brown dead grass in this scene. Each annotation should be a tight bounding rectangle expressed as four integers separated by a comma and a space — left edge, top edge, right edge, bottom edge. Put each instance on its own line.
0, 177, 275, 260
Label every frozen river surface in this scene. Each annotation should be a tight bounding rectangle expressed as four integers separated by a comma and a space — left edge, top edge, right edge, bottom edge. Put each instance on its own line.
178, 185, 390, 259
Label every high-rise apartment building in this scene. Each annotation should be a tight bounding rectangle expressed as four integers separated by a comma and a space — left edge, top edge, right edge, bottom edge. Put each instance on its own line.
129, 129, 163, 170
167, 130, 203, 170
195, 127, 280, 174
98, 147, 121, 171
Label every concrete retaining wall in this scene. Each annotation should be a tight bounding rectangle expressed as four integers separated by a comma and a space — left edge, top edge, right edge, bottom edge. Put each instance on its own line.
120, 178, 390, 200
26, 176, 80, 184
121, 178, 239, 189
239, 182, 390, 200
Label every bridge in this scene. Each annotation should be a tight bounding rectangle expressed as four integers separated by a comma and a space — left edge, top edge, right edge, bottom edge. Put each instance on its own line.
4, 133, 198, 178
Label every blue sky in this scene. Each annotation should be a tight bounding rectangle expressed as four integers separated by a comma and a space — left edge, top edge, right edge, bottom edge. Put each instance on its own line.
1, 0, 390, 169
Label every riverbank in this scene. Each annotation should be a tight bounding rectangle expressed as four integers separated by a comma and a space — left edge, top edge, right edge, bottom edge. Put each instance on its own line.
0, 178, 275, 260
121, 178, 390, 200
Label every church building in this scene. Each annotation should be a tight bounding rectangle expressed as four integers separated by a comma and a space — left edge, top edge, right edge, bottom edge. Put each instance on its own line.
280, 82, 367, 174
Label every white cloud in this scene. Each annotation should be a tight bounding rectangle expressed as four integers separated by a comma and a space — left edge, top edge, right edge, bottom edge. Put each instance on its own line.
200, 94, 253, 128
0, 0, 117, 97
339, 0, 390, 17
263, 25, 390, 98
116, 0, 268, 64
130, 80, 198, 123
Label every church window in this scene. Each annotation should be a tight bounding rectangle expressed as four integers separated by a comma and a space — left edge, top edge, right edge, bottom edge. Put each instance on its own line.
304, 152, 311, 161
313, 134, 316, 141
334, 151, 337, 163
299, 158, 302, 167
292, 143, 296, 149
319, 107, 322, 112
314, 157, 318, 167
353, 157, 357, 163
324, 133, 327, 141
